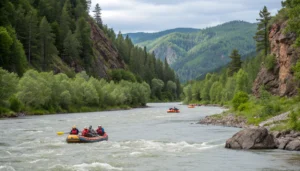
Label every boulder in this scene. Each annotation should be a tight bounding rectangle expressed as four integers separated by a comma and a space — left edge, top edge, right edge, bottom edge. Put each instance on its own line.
277, 138, 293, 149
285, 139, 300, 151
225, 128, 276, 149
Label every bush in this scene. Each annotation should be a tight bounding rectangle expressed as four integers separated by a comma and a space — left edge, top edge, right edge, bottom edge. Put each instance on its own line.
265, 55, 276, 71
288, 110, 300, 131
9, 96, 22, 112
232, 91, 249, 110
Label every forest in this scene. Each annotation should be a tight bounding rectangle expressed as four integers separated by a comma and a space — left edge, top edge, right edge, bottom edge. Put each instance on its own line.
183, 2, 300, 131
0, 0, 181, 116
127, 21, 257, 82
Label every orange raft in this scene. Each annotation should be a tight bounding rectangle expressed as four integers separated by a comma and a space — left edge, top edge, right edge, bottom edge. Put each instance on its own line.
188, 105, 195, 108
66, 133, 108, 143
167, 109, 180, 113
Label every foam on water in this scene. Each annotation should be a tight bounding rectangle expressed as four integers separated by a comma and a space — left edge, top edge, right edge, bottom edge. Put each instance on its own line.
29, 159, 48, 164
108, 140, 222, 153
73, 162, 123, 171
0, 165, 16, 171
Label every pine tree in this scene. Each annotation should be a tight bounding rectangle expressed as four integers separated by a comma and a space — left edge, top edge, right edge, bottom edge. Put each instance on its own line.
75, 17, 92, 69
86, 0, 91, 12
39, 16, 58, 71
63, 30, 81, 63
93, 3, 102, 27
228, 49, 242, 76
254, 6, 272, 57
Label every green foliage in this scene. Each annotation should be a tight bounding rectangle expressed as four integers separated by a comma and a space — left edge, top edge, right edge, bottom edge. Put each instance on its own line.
228, 49, 242, 76
288, 110, 300, 131
232, 91, 249, 110
0, 67, 19, 105
109, 69, 136, 83
9, 96, 22, 112
254, 6, 272, 57
265, 54, 276, 70
129, 21, 257, 82
292, 60, 300, 80
0, 69, 152, 115
284, 0, 300, 46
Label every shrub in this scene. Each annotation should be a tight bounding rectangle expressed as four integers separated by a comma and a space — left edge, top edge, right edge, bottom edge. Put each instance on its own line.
9, 96, 22, 112
288, 110, 300, 131
232, 91, 249, 110
265, 55, 276, 71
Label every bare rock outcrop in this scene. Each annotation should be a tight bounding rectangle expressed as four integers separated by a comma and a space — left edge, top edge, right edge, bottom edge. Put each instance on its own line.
88, 19, 125, 78
225, 128, 276, 149
252, 22, 300, 97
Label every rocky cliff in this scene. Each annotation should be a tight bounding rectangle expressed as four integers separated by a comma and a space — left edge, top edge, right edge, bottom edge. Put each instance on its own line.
253, 22, 300, 97
88, 19, 125, 78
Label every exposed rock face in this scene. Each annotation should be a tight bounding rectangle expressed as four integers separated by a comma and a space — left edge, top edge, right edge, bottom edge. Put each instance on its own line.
88, 19, 125, 78
274, 130, 300, 151
252, 22, 300, 97
225, 128, 276, 149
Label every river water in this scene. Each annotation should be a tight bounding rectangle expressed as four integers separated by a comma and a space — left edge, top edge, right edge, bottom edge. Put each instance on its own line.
0, 103, 300, 171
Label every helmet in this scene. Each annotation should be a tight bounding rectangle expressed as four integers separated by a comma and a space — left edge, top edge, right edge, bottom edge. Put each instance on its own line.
98, 125, 102, 127
84, 126, 88, 129
72, 125, 76, 128
89, 125, 92, 129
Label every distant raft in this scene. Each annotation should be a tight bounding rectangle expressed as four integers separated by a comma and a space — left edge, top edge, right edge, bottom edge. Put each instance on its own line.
188, 105, 195, 108
66, 133, 108, 143
167, 109, 180, 113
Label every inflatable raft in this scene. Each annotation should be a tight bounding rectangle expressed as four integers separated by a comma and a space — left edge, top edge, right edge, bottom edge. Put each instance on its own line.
66, 133, 108, 143
167, 109, 180, 113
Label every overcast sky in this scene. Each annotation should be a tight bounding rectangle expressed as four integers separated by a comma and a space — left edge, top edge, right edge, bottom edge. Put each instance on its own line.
90, 0, 282, 33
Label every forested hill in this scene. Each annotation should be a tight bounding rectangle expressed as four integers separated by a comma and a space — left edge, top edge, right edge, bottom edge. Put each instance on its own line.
127, 21, 257, 82
124, 28, 200, 44
0, 0, 181, 102
0, 0, 125, 78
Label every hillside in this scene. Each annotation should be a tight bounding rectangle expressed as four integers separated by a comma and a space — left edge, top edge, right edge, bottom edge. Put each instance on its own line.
127, 21, 257, 82
124, 28, 200, 44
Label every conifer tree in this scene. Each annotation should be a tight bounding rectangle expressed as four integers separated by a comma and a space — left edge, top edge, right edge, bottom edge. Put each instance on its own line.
228, 49, 242, 76
254, 6, 272, 57
93, 3, 102, 27
39, 16, 58, 71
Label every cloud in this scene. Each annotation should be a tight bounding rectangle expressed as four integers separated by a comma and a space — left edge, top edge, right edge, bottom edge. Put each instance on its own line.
90, 0, 282, 33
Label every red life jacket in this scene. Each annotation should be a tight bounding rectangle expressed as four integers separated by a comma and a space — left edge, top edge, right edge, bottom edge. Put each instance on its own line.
97, 127, 104, 135
82, 129, 89, 136
71, 129, 78, 135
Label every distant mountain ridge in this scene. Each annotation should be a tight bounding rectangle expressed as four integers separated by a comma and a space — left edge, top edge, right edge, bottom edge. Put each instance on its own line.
124, 28, 200, 44
125, 20, 257, 82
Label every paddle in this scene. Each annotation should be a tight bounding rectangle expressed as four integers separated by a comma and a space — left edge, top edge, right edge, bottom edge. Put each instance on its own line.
56, 131, 82, 135
57, 131, 68, 135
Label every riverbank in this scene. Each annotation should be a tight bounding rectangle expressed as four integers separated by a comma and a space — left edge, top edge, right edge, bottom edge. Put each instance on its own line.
198, 108, 300, 151
0, 104, 148, 119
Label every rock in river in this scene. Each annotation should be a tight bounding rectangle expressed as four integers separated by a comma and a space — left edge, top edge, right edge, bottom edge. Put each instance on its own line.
225, 128, 276, 149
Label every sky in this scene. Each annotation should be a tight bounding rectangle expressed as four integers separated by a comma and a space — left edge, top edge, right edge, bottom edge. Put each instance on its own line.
90, 0, 283, 33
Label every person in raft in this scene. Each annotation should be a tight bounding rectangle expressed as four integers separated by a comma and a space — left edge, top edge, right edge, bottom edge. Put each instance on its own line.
70, 125, 79, 135
81, 126, 89, 136
88, 125, 98, 137
96, 125, 105, 136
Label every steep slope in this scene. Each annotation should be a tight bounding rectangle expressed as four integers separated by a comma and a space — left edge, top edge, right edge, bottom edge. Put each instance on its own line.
130, 21, 256, 82
124, 28, 200, 44
88, 19, 125, 78
252, 21, 300, 97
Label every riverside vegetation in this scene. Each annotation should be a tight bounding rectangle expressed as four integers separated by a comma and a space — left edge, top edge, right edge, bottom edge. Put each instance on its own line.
0, 0, 182, 116
183, 2, 300, 132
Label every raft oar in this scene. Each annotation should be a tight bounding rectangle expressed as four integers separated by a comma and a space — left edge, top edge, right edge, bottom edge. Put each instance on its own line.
57, 132, 67, 135
57, 131, 81, 135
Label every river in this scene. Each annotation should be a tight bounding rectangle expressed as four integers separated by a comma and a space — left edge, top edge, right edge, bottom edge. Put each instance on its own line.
0, 103, 299, 171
